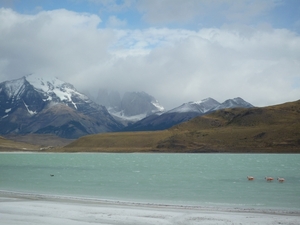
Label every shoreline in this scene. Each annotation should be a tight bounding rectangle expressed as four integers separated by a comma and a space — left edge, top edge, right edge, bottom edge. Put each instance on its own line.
1, 150, 300, 154
1, 190, 299, 225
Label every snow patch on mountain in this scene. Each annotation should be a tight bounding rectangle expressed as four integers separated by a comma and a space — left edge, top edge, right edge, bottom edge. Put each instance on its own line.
109, 109, 148, 123
1, 115, 8, 119
151, 100, 165, 112
4, 77, 26, 100
26, 74, 71, 101
26, 74, 64, 93
23, 100, 37, 115
167, 102, 198, 113
25, 74, 89, 109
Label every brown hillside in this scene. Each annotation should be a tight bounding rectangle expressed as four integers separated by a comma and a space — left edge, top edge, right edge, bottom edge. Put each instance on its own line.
62, 100, 300, 153
0, 136, 41, 151
63, 130, 172, 152
163, 100, 300, 152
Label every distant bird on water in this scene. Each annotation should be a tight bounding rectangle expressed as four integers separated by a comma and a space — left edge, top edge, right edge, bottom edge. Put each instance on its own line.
247, 176, 254, 180
277, 177, 285, 182
50, 174, 54, 177
265, 176, 274, 181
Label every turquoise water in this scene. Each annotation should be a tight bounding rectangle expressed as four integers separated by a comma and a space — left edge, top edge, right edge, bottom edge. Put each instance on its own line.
0, 153, 299, 210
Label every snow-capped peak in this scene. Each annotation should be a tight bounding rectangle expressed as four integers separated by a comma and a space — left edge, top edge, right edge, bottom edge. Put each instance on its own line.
25, 74, 66, 92
213, 97, 254, 110
165, 97, 253, 115
168, 97, 220, 114
0, 75, 124, 138
194, 97, 215, 104
25, 74, 88, 109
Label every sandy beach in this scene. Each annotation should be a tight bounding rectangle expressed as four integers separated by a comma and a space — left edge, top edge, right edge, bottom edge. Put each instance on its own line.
1, 192, 299, 225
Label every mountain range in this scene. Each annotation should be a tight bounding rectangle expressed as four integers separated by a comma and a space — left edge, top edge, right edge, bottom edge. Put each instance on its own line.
123, 97, 253, 131
0, 75, 253, 139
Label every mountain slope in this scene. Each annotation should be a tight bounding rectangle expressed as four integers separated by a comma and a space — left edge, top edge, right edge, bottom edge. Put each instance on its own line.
159, 100, 300, 152
123, 97, 253, 131
0, 75, 123, 138
62, 100, 300, 153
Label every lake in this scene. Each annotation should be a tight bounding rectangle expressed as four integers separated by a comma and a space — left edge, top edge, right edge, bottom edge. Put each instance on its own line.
0, 153, 299, 210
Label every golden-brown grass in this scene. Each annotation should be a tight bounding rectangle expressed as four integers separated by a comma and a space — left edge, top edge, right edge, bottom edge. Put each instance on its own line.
62, 100, 300, 153
0, 136, 41, 151
62, 130, 173, 152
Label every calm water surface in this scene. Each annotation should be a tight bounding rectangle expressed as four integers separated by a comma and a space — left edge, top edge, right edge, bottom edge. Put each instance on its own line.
0, 153, 299, 210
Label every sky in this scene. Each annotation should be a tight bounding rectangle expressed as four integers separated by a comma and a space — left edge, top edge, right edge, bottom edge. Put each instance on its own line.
0, 0, 300, 110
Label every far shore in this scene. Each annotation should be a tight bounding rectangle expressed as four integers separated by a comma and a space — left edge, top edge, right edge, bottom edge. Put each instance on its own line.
0, 147, 300, 153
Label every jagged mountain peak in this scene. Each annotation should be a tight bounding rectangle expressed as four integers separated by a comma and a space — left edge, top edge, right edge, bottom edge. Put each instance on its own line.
25, 74, 79, 95
24, 74, 89, 108
123, 97, 254, 132
121, 91, 164, 116
168, 97, 253, 114
0, 75, 123, 138
25, 73, 65, 87
168, 97, 220, 114
2, 74, 86, 107
213, 97, 254, 111
231, 97, 253, 106
194, 97, 219, 104
94, 89, 164, 124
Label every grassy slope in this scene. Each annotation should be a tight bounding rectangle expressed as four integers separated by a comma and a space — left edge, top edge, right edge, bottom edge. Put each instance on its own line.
62, 100, 300, 153
5, 134, 74, 147
0, 136, 41, 151
63, 130, 173, 152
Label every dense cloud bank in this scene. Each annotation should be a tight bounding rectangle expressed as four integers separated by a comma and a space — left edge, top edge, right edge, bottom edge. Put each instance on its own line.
0, 8, 300, 109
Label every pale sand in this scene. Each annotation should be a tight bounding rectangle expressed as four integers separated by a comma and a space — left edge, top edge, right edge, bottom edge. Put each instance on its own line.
0, 192, 299, 225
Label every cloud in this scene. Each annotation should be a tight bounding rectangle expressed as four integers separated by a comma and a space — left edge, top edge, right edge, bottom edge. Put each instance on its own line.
0, 8, 112, 80
106, 15, 127, 27
0, 8, 300, 110
136, 0, 282, 25
106, 26, 300, 109
72, 0, 283, 28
